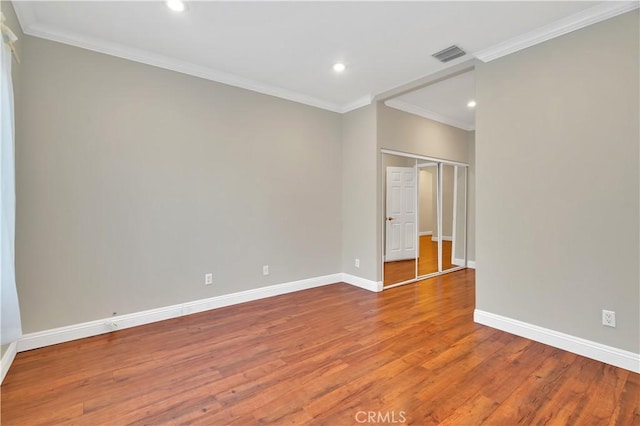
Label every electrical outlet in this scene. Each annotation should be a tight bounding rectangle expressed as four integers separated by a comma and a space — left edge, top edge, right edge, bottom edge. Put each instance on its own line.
205, 273, 213, 285
602, 310, 616, 328
355, 258, 360, 268
263, 265, 269, 276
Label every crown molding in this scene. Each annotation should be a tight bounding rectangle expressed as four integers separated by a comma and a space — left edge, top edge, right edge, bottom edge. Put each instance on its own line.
25, 22, 345, 113
339, 95, 374, 113
12, 2, 353, 114
14, 1, 637, 113
475, 1, 640, 62
384, 99, 475, 132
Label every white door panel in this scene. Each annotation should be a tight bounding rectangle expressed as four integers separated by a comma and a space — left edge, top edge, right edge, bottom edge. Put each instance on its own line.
385, 166, 417, 262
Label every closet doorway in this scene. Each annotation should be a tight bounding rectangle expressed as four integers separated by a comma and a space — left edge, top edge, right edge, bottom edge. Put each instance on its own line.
382, 150, 468, 289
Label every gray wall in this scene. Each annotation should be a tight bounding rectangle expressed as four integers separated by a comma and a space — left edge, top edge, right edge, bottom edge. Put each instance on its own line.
378, 103, 470, 163
342, 104, 378, 281
476, 11, 639, 353
16, 36, 343, 333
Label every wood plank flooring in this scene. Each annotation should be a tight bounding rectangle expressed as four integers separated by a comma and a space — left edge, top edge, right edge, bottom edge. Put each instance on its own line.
384, 236, 454, 286
2, 269, 639, 425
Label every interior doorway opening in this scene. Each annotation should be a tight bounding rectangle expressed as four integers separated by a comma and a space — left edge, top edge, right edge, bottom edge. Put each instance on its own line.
382, 150, 468, 289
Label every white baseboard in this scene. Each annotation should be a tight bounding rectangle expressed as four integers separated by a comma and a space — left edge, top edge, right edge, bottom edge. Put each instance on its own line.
342, 273, 383, 292
1, 341, 18, 385
453, 258, 476, 269
419, 231, 433, 236
17, 273, 343, 353
474, 309, 640, 373
181, 274, 343, 316
432, 236, 453, 242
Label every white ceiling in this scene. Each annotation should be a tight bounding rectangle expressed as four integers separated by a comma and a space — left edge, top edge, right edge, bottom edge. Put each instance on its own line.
386, 71, 476, 131
12, 1, 637, 114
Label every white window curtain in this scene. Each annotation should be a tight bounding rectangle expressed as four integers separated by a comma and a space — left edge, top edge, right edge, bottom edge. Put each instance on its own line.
1, 17, 22, 345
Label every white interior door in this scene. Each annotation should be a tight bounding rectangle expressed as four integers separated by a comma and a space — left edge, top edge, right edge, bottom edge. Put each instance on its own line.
385, 166, 417, 262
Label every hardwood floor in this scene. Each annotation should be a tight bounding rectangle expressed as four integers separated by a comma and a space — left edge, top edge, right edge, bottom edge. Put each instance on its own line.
2, 269, 638, 425
417, 237, 453, 276
384, 257, 416, 286
384, 236, 454, 286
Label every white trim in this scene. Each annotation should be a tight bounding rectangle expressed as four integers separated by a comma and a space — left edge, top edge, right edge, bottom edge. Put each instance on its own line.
384, 99, 475, 131
375, 61, 476, 105
17, 274, 343, 352
451, 165, 458, 267
379, 151, 386, 283
380, 150, 469, 167
452, 258, 475, 269
437, 163, 443, 272
439, 265, 466, 275
419, 231, 433, 236
383, 278, 422, 290
1, 341, 18, 385
417, 162, 438, 168
432, 236, 453, 242
475, 2, 640, 63
13, 2, 637, 114
11, 4, 362, 114
342, 273, 383, 292
414, 164, 419, 280
383, 266, 464, 289
339, 95, 374, 113
462, 167, 468, 267
474, 310, 640, 374
180, 274, 343, 316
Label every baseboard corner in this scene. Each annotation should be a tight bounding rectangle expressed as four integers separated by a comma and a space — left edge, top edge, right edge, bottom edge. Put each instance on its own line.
1, 341, 18, 384
342, 273, 383, 292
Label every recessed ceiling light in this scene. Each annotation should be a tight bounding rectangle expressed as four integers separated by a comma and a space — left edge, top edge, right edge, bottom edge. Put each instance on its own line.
467, 100, 477, 108
333, 63, 346, 73
166, 0, 186, 12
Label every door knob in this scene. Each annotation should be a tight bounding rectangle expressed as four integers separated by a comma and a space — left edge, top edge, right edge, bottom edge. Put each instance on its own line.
387, 217, 395, 221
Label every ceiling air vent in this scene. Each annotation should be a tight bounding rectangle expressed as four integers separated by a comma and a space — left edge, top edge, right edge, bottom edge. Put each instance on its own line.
432, 45, 466, 63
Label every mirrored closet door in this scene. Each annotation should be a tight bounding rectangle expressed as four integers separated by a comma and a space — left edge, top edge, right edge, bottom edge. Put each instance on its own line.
382, 154, 418, 286
382, 151, 468, 289
417, 162, 438, 277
